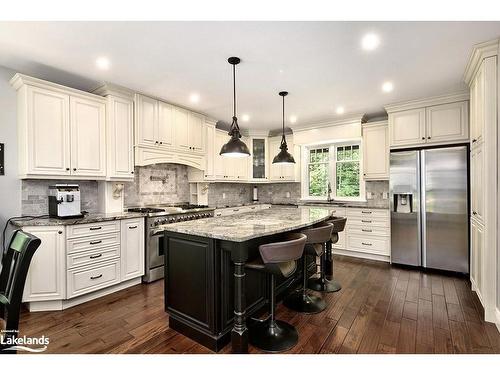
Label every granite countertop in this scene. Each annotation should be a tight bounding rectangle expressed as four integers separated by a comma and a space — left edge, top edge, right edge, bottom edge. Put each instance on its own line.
155, 206, 334, 242
211, 202, 272, 209
11, 212, 147, 227
301, 201, 389, 210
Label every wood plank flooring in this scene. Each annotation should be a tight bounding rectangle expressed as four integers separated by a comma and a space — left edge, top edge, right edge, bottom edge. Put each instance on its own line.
19, 256, 500, 354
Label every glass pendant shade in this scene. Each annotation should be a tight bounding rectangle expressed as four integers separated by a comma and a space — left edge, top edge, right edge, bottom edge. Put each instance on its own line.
273, 91, 296, 164
220, 57, 250, 157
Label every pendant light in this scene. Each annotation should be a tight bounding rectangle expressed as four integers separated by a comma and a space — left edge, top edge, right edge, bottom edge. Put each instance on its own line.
219, 57, 250, 158
272, 91, 295, 164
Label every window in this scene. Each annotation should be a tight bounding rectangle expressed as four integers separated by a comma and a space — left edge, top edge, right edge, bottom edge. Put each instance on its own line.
304, 142, 363, 200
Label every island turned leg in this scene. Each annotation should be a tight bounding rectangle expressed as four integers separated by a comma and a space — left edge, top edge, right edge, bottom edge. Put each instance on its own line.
232, 260, 248, 353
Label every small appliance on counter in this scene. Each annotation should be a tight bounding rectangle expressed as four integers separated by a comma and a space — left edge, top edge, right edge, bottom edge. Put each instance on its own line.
48, 184, 84, 218
252, 186, 258, 202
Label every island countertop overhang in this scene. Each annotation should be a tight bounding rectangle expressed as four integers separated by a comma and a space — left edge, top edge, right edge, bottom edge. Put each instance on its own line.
154, 206, 334, 242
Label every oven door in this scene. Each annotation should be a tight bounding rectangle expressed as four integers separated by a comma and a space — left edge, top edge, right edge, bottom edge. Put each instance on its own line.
148, 229, 165, 269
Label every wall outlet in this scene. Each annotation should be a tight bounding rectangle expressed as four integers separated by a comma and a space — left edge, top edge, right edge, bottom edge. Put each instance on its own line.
286, 192, 291, 198
366, 191, 373, 199
383, 191, 389, 199
222, 192, 226, 199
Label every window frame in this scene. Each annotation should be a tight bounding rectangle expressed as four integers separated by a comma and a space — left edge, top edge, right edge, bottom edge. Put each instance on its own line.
301, 139, 366, 202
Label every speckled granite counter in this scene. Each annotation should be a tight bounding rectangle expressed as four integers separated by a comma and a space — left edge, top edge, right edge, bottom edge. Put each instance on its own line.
302, 201, 389, 210
10, 212, 147, 227
156, 206, 333, 242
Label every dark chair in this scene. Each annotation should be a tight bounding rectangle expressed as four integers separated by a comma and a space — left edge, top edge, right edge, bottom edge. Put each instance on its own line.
0, 230, 41, 354
308, 216, 347, 293
246, 233, 307, 353
283, 222, 333, 313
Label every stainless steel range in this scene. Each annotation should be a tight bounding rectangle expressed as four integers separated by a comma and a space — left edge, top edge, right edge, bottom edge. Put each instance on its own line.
127, 204, 214, 282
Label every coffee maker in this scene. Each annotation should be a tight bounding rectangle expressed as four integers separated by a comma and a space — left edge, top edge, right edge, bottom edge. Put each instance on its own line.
48, 184, 83, 218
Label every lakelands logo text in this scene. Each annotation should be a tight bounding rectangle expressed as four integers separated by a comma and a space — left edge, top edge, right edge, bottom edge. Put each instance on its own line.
1, 330, 49, 352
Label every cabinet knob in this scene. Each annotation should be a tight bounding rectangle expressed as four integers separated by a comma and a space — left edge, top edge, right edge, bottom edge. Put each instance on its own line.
73, 168, 77, 171
421, 137, 425, 140
472, 139, 477, 143
58, 230, 63, 234
473, 211, 477, 215
155, 141, 159, 144
427, 136, 431, 139
66, 168, 70, 171
131, 171, 134, 174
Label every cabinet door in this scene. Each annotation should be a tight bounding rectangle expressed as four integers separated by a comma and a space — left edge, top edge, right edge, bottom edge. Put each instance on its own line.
174, 107, 189, 151
268, 138, 282, 180
135, 94, 158, 147
70, 96, 106, 177
204, 123, 215, 179
23, 226, 66, 302
26, 86, 71, 176
471, 145, 484, 223
158, 101, 174, 147
470, 218, 484, 294
120, 218, 145, 281
214, 131, 226, 179
250, 138, 268, 180
188, 112, 205, 153
108, 95, 134, 179
425, 101, 469, 144
389, 108, 426, 147
363, 124, 389, 180
471, 64, 484, 144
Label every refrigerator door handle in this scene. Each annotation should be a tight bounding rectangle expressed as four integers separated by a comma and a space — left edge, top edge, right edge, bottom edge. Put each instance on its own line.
420, 150, 426, 268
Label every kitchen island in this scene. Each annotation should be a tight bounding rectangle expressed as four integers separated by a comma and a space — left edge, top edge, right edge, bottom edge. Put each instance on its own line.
156, 206, 332, 353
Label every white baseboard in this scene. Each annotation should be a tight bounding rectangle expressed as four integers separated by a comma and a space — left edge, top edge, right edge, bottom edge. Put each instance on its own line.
25, 277, 142, 312
333, 248, 390, 263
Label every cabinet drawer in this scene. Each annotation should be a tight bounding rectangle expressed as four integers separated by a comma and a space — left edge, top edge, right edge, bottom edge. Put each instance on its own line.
347, 234, 389, 255
347, 208, 389, 219
348, 225, 390, 237
67, 232, 120, 254
67, 221, 120, 239
67, 260, 120, 299
347, 217, 389, 228
67, 245, 120, 269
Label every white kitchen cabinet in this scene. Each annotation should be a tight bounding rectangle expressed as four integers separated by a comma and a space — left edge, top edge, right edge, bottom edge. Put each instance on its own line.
470, 217, 484, 298
120, 218, 145, 282
268, 136, 297, 181
470, 64, 484, 147
249, 137, 269, 181
425, 101, 469, 144
471, 144, 484, 223
204, 121, 216, 179
106, 94, 134, 180
362, 121, 389, 180
188, 112, 205, 152
20, 85, 71, 177
158, 101, 174, 148
135, 94, 158, 148
69, 96, 106, 177
389, 108, 425, 147
174, 107, 190, 151
22, 226, 66, 302
175, 110, 205, 153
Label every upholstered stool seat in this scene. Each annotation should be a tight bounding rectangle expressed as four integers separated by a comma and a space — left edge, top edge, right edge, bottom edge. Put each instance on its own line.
283, 222, 333, 314
246, 232, 307, 353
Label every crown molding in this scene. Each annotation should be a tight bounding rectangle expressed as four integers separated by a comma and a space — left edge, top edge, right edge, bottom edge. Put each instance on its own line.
384, 91, 469, 113
463, 38, 499, 86
10, 73, 106, 102
92, 82, 135, 99
362, 119, 388, 128
291, 114, 365, 132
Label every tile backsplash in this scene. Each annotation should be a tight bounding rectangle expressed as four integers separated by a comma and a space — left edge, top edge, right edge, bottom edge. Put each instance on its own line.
365, 180, 390, 208
21, 180, 99, 215
123, 163, 190, 207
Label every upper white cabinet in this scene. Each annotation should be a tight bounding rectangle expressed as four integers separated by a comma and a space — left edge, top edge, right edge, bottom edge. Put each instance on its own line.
69, 96, 106, 177
386, 94, 469, 149
362, 121, 389, 180
249, 136, 269, 181
134, 93, 207, 168
268, 136, 299, 182
11, 74, 107, 179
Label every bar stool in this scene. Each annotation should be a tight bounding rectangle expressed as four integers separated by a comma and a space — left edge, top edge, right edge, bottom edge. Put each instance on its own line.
308, 216, 347, 293
283, 222, 333, 314
246, 233, 307, 353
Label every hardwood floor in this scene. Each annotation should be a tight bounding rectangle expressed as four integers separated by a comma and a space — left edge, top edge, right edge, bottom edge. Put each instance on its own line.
19, 256, 500, 354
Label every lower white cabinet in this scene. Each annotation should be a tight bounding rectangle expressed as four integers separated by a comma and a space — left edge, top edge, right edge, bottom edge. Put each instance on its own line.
22, 226, 66, 302
67, 260, 121, 299
120, 218, 145, 281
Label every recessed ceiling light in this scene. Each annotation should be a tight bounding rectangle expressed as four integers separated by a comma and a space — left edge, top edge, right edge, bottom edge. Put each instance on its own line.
361, 33, 380, 51
279, 69, 284, 74
289, 115, 297, 124
242, 114, 250, 122
382, 81, 394, 93
189, 93, 200, 103
95, 57, 110, 70
336, 106, 345, 115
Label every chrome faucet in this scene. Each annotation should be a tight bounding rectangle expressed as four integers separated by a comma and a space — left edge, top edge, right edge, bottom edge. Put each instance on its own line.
327, 182, 333, 202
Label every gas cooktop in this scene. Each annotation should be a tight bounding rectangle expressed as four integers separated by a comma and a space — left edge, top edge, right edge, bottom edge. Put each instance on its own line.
127, 204, 213, 217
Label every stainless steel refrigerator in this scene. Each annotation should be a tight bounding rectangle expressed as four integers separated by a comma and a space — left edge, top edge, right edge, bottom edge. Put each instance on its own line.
390, 146, 469, 273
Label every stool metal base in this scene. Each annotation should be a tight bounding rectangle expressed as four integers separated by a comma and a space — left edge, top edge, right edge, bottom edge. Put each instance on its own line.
283, 290, 326, 314
308, 276, 342, 293
249, 319, 298, 353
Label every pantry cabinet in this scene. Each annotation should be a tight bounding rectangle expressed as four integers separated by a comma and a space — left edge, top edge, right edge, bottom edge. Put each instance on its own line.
362, 121, 389, 180
12, 74, 107, 179
22, 226, 66, 302
386, 96, 469, 149
120, 218, 145, 282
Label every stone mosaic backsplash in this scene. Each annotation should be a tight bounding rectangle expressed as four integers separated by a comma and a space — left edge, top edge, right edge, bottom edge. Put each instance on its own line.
21, 179, 99, 215
123, 163, 190, 207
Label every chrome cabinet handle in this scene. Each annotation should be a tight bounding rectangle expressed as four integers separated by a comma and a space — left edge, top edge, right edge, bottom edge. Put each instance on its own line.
361, 229, 372, 232
233, 209, 240, 212
361, 220, 372, 223
90, 274, 103, 280
361, 211, 372, 214
362, 242, 372, 246
89, 253, 102, 259
89, 226, 102, 231
90, 240, 102, 245
129, 225, 138, 229
472, 139, 477, 143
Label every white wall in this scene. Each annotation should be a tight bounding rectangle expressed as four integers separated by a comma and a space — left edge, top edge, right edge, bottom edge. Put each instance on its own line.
0, 65, 21, 242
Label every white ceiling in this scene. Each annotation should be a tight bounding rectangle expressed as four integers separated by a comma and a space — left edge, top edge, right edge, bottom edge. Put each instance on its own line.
1, 21, 500, 130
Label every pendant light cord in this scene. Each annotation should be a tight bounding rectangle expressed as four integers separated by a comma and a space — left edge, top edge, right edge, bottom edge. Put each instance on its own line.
233, 63, 236, 118
280, 94, 287, 149
230, 62, 240, 136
